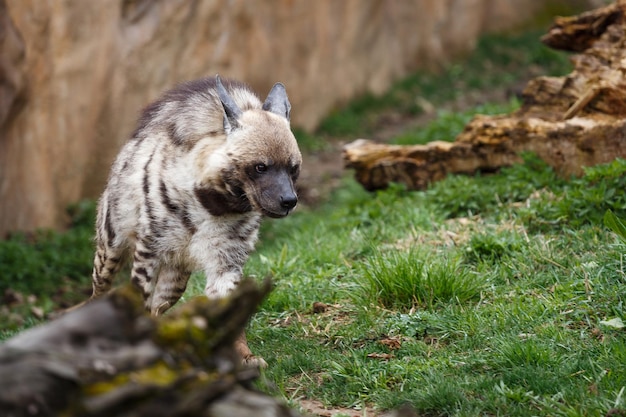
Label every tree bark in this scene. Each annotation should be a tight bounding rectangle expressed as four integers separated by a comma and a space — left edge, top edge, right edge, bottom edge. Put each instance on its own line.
343, 1, 626, 191
0, 280, 300, 417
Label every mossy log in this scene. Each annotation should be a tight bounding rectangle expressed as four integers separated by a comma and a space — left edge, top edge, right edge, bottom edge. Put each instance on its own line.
343, 1, 626, 191
0, 280, 300, 417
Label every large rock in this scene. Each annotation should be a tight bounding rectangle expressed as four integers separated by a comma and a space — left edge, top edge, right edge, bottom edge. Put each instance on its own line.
0, 0, 595, 235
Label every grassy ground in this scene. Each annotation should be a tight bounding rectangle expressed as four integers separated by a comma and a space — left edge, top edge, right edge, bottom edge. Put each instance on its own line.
238, 155, 626, 416
241, 28, 626, 416
2, 27, 626, 416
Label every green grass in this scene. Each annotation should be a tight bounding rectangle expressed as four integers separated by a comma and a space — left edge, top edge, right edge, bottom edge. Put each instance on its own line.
0, 200, 95, 295
2, 26, 626, 416
392, 99, 521, 145
359, 249, 484, 309
238, 148, 626, 415
236, 154, 626, 416
0, 201, 95, 329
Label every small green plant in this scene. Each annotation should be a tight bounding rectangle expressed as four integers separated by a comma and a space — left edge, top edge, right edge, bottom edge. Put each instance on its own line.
523, 158, 626, 230
605, 210, 626, 242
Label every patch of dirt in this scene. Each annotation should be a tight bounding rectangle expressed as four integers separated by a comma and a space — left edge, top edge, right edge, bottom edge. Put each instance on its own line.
299, 399, 377, 417
1, 282, 91, 330
299, 399, 420, 417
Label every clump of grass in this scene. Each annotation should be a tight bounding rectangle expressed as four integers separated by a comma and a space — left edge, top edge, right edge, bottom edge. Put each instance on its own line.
403, 376, 468, 416
464, 231, 523, 264
359, 249, 484, 309
491, 337, 578, 399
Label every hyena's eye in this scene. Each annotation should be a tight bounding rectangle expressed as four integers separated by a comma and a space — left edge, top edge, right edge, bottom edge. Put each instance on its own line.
255, 163, 267, 174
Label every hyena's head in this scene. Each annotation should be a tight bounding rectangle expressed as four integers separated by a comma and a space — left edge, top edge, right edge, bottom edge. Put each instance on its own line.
201, 76, 302, 219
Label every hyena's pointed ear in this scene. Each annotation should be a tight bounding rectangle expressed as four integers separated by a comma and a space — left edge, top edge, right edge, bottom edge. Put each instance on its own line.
215, 75, 243, 133
262, 82, 291, 122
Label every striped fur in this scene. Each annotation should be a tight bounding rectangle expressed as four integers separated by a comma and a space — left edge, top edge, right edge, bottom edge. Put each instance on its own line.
91, 76, 301, 365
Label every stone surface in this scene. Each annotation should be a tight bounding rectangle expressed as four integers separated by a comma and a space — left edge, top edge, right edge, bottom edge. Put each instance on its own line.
0, 0, 593, 235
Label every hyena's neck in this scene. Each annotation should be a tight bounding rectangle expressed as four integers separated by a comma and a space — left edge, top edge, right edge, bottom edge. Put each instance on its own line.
163, 138, 243, 218
193, 183, 252, 217
182, 139, 256, 217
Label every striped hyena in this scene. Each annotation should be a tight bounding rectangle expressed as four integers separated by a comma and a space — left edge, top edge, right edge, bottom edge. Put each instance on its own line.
91, 75, 302, 367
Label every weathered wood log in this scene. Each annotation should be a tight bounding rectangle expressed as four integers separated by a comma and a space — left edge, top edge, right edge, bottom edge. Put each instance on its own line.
540, 1, 625, 52
0, 280, 300, 417
343, 1, 626, 191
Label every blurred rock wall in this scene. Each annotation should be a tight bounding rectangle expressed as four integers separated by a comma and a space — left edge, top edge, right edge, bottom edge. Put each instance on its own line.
0, 0, 594, 235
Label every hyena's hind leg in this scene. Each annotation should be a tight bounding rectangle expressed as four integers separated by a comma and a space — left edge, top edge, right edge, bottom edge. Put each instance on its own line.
92, 194, 128, 299
129, 238, 162, 309
150, 267, 191, 316
91, 241, 126, 298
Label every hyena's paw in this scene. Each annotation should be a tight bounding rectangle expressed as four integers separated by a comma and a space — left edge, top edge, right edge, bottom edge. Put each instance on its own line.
242, 355, 268, 369
152, 301, 172, 316
235, 331, 267, 368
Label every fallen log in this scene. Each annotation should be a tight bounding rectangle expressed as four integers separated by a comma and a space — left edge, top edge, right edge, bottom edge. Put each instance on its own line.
343, 1, 626, 191
0, 280, 300, 417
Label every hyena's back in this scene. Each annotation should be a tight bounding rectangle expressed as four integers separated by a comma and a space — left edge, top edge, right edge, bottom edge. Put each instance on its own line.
91, 76, 292, 314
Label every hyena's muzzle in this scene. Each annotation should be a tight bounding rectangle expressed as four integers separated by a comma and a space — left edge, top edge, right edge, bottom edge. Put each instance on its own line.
251, 165, 298, 218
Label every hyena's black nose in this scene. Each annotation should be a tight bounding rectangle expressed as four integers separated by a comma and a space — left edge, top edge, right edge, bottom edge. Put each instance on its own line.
280, 195, 298, 210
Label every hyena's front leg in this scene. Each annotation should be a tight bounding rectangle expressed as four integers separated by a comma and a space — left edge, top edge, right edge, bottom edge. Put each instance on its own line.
205, 268, 267, 368
196, 236, 267, 368
150, 267, 191, 316
204, 269, 243, 299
